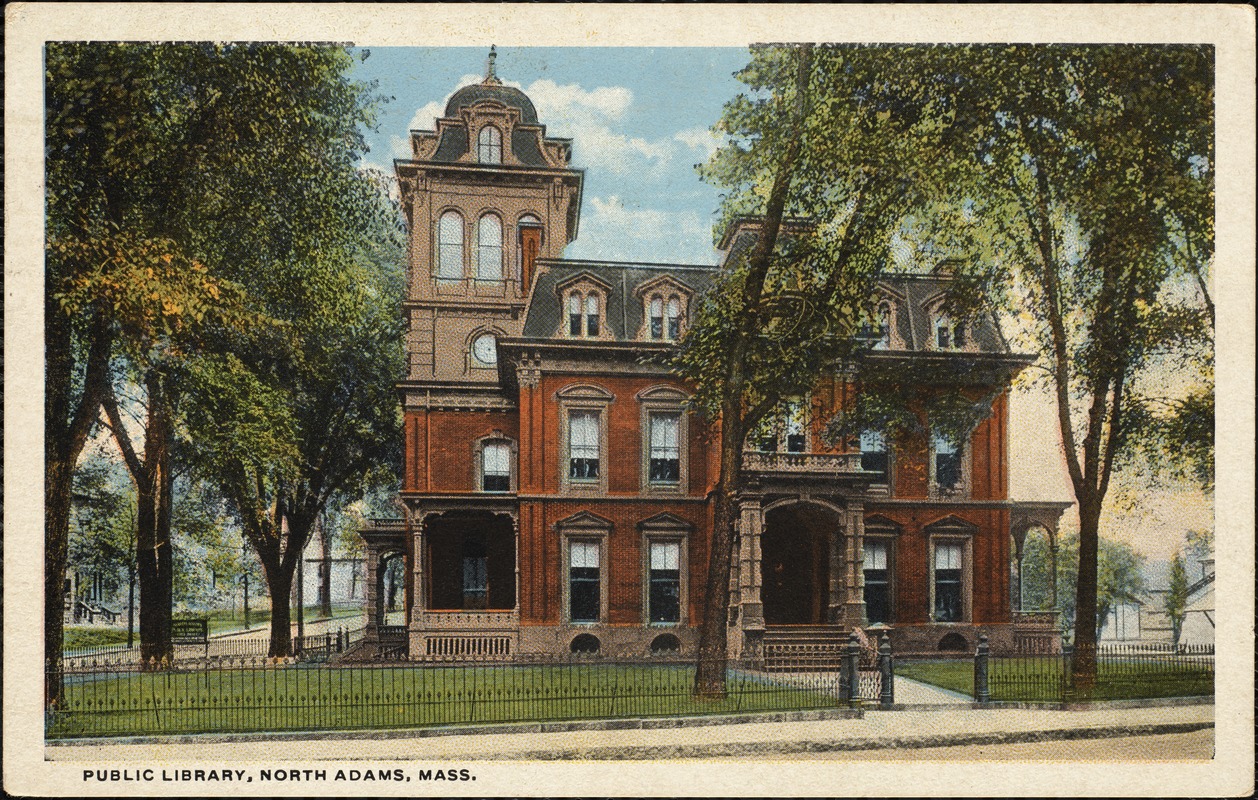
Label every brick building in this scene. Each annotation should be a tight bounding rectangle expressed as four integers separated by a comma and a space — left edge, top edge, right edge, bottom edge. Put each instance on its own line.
360, 54, 1067, 662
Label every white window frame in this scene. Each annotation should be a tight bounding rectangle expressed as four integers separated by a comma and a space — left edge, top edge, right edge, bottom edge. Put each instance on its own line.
926, 523, 975, 624
557, 512, 612, 625
637, 386, 689, 494
557, 385, 614, 494
436, 210, 465, 281
929, 427, 971, 498
862, 537, 895, 625
474, 213, 503, 281
474, 435, 516, 493
639, 513, 692, 627
477, 125, 503, 164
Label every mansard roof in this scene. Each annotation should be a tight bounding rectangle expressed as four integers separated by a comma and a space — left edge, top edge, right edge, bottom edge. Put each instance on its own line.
522, 259, 719, 340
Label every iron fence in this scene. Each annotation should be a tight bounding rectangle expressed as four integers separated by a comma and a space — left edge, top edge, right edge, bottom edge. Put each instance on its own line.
47, 651, 860, 739
984, 641, 1214, 703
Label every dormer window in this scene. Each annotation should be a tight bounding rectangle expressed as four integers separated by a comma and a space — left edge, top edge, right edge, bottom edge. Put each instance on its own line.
477, 125, 502, 164
564, 290, 602, 337
585, 295, 600, 337
933, 313, 965, 351
474, 214, 503, 281
645, 294, 685, 341
437, 211, 464, 280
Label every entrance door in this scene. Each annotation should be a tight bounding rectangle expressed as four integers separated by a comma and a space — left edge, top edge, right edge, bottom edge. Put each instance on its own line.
761, 503, 836, 625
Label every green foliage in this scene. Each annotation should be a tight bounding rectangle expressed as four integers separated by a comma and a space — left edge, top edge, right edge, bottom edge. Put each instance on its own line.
1028, 533, 1148, 638
68, 454, 135, 603
1166, 552, 1189, 646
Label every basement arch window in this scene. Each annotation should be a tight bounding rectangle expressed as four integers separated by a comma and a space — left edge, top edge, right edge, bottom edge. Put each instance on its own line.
477, 125, 502, 164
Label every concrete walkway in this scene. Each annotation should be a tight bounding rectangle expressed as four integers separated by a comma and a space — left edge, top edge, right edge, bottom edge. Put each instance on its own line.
48, 702, 1212, 762
891, 674, 972, 705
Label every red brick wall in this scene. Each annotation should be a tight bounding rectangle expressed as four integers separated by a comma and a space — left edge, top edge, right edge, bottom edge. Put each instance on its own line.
404, 409, 518, 493
865, 505, 1011, 625
518, 499, 711, 626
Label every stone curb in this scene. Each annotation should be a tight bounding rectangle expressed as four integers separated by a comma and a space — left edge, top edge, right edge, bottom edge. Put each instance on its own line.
510, 721, 1216, 761
46, 707, 864, 747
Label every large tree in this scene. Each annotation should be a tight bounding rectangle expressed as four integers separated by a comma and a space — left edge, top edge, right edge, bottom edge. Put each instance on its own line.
679, 44, 972, 695
45, 43, 392, 684
924, 45, 1214, 692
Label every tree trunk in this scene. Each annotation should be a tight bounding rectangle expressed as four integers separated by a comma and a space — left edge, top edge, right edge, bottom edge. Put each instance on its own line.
133, 377, 175, 665
1071, 496, 1101, 695
265, 563, 294, 658
44, 305, 112, 707
694, 411, 746, 697
318, 512, 333, 619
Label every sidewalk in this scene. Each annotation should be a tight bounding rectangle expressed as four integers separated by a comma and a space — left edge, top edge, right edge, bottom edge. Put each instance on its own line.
47, 701, 1212, 761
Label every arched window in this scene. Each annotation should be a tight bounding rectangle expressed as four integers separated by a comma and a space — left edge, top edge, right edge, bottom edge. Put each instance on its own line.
933, 312, 965, 351
874, 303, 892, 350
568, 294, 582, 336
584, 294, 600, 336
481, 441, 511, 492
474, 214, 503, 281
666, 298, 681, 339
649, 297, 664, 339
437, 211, 464, 280
477, 125, 502, 164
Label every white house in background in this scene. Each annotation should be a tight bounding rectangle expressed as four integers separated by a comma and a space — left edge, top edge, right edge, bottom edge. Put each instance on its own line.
1100, 600, 1144, 641
1178, 556, 1215, 647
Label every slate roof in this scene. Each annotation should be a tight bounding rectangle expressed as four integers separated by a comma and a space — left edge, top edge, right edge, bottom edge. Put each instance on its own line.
522, 259, 719, 340
885, 275, 1009, 354
445, 82, 539, 124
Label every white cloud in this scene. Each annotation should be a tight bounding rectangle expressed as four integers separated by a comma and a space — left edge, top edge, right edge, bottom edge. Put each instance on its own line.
567, 195, 717, 265
673, 126, 722, 160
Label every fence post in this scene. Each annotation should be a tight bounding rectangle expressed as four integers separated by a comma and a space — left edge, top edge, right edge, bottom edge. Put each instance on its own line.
974, 634, 991, 703
878, 632, 894, 709
1061, 643, 1074, 704
843, 630, 862, 709
337, 627, 344, 653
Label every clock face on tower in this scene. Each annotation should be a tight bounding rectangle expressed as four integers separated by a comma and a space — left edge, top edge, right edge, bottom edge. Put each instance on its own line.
472, 333, 498, 367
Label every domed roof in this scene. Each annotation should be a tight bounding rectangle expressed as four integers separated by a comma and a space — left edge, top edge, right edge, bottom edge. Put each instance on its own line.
444, 80, 538, 124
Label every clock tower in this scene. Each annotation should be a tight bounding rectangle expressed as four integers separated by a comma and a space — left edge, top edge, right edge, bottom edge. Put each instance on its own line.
395, 47, 584, 395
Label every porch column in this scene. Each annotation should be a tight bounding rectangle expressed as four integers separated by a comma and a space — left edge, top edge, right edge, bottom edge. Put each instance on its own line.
1010, 527, 1027, 613
738, 497, 764, 630
843, 500, 866, 626
364, 545, 381, 643
410, 509, 426, 627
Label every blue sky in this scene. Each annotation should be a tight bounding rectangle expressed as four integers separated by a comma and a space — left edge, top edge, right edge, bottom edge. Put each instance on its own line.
351, 47, 752, 265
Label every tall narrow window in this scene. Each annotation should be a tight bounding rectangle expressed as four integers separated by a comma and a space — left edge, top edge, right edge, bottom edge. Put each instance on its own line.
462, 533, 488, 609
569, 411, 600, 480
437, 211, 464, 280
874, 303, 891, 350
934, 313, 965, 350
860, 430, 888, 480
474, 214, 503, 280
568, 294, 582, 336
649, 297, 664, 339
666, 298, 681, 339
648, 413, 681, 484
933, 430, 961, 490
477, 125, 502, 164
785, 400, 806, 453
649, 542, 681, 623
482, 442, 510, 492
863, 541, 891, 624
934, 543, 963, 622
569, 541, 601, 622
585, 294, 600, 336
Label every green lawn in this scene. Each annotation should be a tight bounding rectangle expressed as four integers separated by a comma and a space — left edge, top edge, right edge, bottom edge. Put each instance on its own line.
63, 627, 131, 650
49, 663, 837, 739
896, 658, 1214, 702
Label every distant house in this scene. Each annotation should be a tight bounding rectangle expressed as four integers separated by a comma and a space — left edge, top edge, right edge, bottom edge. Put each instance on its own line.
1179, 557, 1215, 647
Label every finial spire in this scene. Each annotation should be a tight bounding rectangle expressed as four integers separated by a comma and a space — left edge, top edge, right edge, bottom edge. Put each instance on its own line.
486, 45, 500, 84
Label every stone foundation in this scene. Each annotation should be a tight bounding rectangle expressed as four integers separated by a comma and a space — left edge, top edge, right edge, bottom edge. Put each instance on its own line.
517, 624, 699, 659
882, 623, 1019, 657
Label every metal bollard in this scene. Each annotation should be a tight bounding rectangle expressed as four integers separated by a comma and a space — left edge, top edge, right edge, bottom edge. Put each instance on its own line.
974, 634, 991, 703
878, 632, 894, 708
